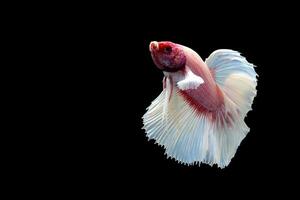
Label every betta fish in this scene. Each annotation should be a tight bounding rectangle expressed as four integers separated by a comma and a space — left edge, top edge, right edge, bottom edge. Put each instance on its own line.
142, 41, 257, 168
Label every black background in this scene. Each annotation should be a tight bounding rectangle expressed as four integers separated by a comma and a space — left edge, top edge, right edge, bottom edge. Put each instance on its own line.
29, 2, 299, 196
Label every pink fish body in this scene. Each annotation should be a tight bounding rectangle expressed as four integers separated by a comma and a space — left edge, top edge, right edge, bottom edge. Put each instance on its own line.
143, 41, 257, 168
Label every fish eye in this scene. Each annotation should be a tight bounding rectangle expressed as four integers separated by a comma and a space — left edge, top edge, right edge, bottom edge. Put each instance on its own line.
164, 46, 172, 53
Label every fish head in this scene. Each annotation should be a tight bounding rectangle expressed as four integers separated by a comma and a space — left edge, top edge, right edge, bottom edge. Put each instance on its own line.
149, 41, 186, 72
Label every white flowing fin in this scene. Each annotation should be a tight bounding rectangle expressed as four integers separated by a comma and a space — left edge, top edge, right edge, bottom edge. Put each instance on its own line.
177, 68, 204, 90
143, 84, 250, 168
206, 49, 257, 83
205, 49, 257, 117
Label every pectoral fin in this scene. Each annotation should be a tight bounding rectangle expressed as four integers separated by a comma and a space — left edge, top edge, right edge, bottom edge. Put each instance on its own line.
177, 69, 204, 90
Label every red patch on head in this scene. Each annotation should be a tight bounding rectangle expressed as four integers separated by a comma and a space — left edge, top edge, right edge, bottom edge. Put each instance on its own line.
149, 41, 186, 72
158, 42, 172, 50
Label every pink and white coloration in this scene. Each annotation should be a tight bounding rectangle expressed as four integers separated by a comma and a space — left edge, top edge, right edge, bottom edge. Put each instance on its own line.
143, 41, 257, 168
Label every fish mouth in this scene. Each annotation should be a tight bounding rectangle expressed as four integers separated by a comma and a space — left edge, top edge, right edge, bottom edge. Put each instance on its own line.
149, 41, 159, 52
